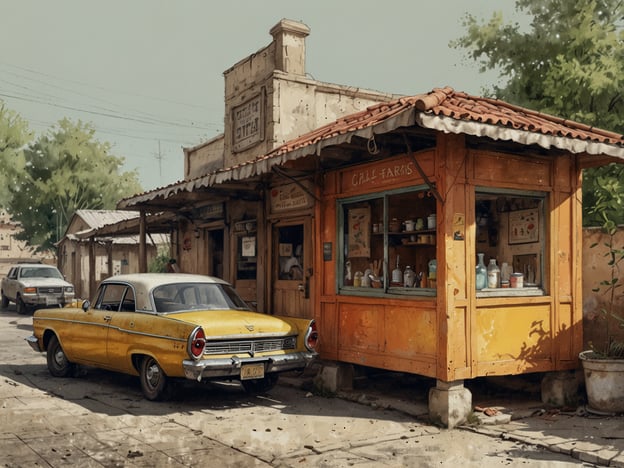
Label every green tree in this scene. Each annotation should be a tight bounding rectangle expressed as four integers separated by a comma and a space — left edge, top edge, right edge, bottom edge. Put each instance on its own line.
9, 118, 143, 251
0, 102, 32, 207
453, 0, 624, 225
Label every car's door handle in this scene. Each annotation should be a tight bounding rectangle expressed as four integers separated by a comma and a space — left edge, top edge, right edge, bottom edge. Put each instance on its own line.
104, 315, 112, 322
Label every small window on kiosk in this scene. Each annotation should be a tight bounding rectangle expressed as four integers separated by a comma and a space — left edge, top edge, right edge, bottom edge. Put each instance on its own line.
338, 186, 437, 296
474, 190, 547, 297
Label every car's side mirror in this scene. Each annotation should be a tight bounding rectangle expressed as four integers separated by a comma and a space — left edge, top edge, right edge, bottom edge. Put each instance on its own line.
82, 300, 90, 312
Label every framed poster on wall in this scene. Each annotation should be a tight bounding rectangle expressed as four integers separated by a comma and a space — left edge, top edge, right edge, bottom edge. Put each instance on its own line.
347, 207, 371, 257
509, 209, 539, 244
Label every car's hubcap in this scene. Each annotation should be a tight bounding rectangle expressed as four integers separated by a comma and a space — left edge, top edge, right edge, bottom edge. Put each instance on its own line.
146, 363, 160, 387
54, 349, 66, 367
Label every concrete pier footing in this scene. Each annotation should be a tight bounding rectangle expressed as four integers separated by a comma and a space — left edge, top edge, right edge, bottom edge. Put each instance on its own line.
428, 380, 472, 428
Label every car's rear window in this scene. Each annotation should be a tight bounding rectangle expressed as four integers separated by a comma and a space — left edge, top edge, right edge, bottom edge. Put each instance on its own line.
152, 282, 251, 313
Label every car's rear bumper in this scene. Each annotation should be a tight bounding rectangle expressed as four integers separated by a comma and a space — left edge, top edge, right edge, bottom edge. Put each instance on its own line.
182, 351, 317, 381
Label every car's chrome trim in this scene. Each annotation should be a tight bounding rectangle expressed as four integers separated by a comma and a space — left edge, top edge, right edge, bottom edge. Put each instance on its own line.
203, 331, 294, 340
25, 335, 42, 352
182, 351, 318, 381
203, 336, 296, 355
34, 316, 187, 343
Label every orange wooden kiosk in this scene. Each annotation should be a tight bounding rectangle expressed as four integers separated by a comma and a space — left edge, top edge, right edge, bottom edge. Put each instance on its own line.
117, 87, 624, 427
260, 88, 623, 426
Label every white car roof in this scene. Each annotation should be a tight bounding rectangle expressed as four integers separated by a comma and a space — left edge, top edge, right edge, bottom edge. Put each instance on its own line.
102, 273, 227, 289
99, 273, 230, 312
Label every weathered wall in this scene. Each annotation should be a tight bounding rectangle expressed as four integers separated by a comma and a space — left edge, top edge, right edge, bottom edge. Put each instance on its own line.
582, 226, 624, 350
184, 135, 224, 179
61, 240, 159, 300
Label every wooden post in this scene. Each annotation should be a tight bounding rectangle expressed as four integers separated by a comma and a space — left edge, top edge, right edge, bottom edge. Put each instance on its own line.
107, 241, 113, 278
88, 238, 96, 299
139, 211, 147, 273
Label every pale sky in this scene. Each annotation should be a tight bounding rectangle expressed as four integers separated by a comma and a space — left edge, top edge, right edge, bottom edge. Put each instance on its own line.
1, 0, 519, 191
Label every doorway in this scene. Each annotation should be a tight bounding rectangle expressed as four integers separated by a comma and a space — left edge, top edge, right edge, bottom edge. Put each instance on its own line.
206, 229, 224, 279
272, 219, 313, 319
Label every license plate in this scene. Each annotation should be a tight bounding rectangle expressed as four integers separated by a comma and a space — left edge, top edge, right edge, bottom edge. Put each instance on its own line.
240, 363, 265, 380
45, 296, 57, 305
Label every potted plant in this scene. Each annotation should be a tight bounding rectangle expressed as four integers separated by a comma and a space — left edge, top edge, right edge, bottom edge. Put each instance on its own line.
579, 171, 624, 413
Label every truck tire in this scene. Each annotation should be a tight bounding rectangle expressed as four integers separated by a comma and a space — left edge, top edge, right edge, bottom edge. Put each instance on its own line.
16, 296, 29, 315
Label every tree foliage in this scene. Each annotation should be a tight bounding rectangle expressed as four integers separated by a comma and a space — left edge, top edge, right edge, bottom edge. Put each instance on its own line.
453, 0, 624, 225
0, 102, 32, 207
8, 119, 143, 251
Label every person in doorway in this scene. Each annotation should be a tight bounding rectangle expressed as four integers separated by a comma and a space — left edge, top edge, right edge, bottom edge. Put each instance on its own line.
166, 259, 180, 273
281, 245, 303, 280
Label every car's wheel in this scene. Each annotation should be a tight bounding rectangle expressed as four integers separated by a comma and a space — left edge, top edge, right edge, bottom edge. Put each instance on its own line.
16, 296, 29, 315
241, 374, 279, 394
0, 292, 8, 309
46, 335, 74, 377
139, 356, 172, 401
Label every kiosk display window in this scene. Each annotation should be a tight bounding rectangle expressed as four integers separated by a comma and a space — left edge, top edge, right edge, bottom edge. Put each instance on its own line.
474, 189, 547, 297
338, 186, 437, 296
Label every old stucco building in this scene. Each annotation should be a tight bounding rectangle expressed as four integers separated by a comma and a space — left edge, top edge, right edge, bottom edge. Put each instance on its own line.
57, 210, 168, 299
0, 209, 54, 276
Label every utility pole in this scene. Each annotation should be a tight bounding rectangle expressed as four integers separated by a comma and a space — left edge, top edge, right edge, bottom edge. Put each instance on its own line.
154, 140, 164, 184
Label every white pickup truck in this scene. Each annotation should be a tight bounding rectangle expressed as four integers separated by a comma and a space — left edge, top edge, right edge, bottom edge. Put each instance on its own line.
1, 264, 75, 314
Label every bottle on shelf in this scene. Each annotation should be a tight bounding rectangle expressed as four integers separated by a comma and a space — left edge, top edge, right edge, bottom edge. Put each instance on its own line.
392, 255, 402, 283
428, 259, 437, 279
476, 253, 487, 290
403, 265, 415, 287
487, 258, 500, 288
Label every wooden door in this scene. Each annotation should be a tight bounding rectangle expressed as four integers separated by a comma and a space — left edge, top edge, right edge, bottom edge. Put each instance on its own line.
272, 218, 313, 319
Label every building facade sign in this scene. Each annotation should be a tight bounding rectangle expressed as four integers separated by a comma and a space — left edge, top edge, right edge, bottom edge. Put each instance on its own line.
232, 93, 265, 152
196, 203, 224, 220
339, 151, 434, 195
270, 182, 314, 213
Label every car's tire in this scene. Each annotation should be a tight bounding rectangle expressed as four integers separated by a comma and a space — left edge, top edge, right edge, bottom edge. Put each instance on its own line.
46, 335, 74, 377
241, 374, 279, 394
0, 293, 8, 309
139, 356, 172, 401
16, 296, 29, 315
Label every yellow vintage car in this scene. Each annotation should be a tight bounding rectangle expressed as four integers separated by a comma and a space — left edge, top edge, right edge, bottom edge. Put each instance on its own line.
26, 273, 318, 400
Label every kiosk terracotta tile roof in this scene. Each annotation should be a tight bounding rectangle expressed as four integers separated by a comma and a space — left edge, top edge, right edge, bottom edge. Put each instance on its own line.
265, 86, 624, 160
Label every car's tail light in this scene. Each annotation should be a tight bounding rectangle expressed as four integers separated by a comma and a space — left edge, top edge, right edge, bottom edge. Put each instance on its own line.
187, 327, 206, 360
304, 320, 318, 351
